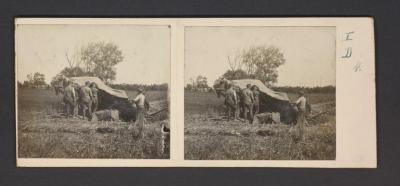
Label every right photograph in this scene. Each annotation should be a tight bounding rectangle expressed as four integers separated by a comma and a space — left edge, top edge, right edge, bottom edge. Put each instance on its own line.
184, 26, 336, 160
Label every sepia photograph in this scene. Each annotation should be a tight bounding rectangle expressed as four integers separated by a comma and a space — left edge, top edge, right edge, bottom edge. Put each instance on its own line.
16, 23, 171, 159
15, 18, 375, 167
184, 26, 336, 160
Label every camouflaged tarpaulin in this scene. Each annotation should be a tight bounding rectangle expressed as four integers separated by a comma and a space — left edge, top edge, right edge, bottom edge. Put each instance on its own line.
231, 79, 297, 124
231, 79, 289, 101
70, 76, 128, 99
70, 76, 136, 122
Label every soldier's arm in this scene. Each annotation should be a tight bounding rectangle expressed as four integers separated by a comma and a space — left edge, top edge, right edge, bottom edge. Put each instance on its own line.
233, 92, 238, 104
72, 88, 76, 100
89, 88, 93, 100
133, 95, 139, 102
250, 91, 255, 103
295, 98, 300, 104
144, 98, 150, 111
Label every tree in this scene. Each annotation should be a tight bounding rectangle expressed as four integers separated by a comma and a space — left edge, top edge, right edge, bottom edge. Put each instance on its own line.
80, 41, 123, 83
222, 69, 249, 80
196, 75, 209, 89
59, 66, 89, 77
241, 46, 285, 86
222, 53, 249, 80
184, 84, 193, 90
26, 72, 47, 88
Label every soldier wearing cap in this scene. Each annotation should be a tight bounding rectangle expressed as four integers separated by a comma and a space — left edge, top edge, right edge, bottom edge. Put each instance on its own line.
90, 82, 99, 113
225, 83, 238, 121
242, 84, 255, 123
63, 80, 76, 118
129, 87, 148, 138
295, 91, 307, 126
251, 85, 260, 115
80, 81, 93, 120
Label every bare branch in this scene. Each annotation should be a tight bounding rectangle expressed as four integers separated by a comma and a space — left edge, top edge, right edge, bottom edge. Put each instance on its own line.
65, 52, 74, 68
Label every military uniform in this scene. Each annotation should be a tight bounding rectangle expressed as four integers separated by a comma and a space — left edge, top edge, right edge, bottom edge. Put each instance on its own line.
63, 84, 76, 118
91, 87, 99, 113
242, 88, 254, 123
225, 87, 238, 120
132, 91, 146, 138
252, 89, 260, 115
80, 85, 93, 120
295, 96, 307, 126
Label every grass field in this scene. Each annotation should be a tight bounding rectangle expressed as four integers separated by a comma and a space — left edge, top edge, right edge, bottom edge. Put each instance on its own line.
184, 91, 336, 160
17, 88, 169, 159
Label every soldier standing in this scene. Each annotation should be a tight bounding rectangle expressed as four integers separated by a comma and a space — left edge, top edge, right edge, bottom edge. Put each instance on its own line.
242, 84, 255, 123
80, 81, 93, 120
130, 88, 146, 138
295, 91, 307, 140
225, 83, 238, 121
295, 91, 307, 126
90, 82, 99, 113
252, 85, 260, 116
63, 80, 76, 118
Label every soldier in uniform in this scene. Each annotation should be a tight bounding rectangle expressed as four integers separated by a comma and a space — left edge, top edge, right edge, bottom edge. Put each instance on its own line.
242, 84, 255, 123
225, 83, 238, 121
90, 82, 99, 113
251, 85, 260, 116
80, 81, 93, 120
295, 91, 307, 126
129, 88, 147, 138
63, 80, 76, 118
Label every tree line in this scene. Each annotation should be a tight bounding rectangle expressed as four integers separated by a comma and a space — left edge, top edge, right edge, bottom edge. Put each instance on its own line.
18, 72, 50, 89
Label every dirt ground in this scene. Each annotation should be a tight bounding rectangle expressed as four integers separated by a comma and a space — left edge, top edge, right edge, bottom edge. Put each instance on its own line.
184, 91, 336, 160
17, 88, 169, 159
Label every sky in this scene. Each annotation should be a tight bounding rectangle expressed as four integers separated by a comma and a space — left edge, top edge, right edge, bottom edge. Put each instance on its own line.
184, 26, 336, 87
16, 24, 170, 84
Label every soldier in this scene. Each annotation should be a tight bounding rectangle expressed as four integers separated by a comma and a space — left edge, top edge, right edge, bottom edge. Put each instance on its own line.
242, 84, 255, 123
129, 88, 147, 138
63, 80, 76, 118
251, 85, 260, 115
295, 91, 307, 126
225, 83, 238, 121
90, 82, 99, 113
80, 81, 93, 120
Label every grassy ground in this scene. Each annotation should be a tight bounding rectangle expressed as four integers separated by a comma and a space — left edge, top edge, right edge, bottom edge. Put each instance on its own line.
184, 91, 336, 160
17, 88, 169, 159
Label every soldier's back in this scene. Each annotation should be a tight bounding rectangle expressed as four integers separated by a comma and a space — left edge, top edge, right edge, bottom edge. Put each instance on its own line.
242, 89, 253, 104
80, 86, 92, 102
63, 86, 75, 100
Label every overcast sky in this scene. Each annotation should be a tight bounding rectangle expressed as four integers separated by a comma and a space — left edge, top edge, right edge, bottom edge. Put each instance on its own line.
16, 24, 170, 84
184, 26, 336, 87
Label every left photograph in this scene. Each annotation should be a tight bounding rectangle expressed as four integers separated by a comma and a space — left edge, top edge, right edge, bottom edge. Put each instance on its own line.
16, 23, 170, 159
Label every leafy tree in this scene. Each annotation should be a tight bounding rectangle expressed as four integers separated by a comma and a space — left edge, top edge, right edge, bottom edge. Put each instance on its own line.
222, 69, 249, 80
59, 66, 89, 78
80, 41, 123, 83
25, 72, 47, 88
196, 75, 209, 89
241, 46, 285, 86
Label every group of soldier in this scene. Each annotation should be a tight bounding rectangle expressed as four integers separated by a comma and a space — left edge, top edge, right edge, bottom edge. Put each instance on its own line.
225, 83, 260, 123
224, 82, 308, 125
63, 80, 99, 120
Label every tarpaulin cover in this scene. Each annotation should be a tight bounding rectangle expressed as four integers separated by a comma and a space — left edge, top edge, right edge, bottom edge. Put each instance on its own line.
70, 77, 128, 99
230, 79, 297, 124
70, 77, 136, 121
231, 79, 289, 101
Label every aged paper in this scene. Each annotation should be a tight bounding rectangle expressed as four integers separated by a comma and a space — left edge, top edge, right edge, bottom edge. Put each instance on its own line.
16, 18, 375, 167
